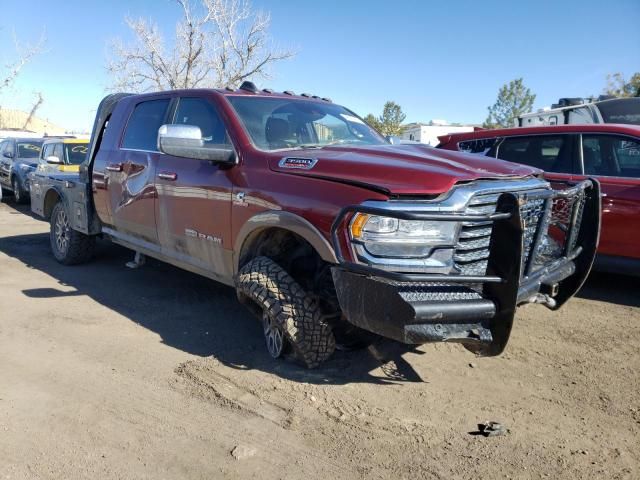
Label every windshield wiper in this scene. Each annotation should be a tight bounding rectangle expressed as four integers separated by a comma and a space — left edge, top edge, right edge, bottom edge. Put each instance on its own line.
296, 144, 324, 149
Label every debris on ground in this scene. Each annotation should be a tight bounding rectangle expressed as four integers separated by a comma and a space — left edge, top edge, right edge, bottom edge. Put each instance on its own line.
476, 421, 508, 437
230, 445, 257, 460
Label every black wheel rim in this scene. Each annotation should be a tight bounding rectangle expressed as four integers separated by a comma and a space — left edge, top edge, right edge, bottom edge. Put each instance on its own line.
54, 208, 70, 255
262, 310, 285, 358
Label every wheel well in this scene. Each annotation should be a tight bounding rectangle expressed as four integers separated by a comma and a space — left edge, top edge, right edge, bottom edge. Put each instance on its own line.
43, 189, 62, 220
238, 228, 339, 312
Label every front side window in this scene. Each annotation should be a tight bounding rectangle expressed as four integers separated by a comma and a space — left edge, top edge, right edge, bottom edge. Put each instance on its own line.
227, 96, 386, 150
496, 135, 574, 173
122, 99, 170, 151
64, 143, 89, 165
173, 97, 228, 145
582, 134, 640, 178
17, 141, 43, 159
41, 143, 55, 160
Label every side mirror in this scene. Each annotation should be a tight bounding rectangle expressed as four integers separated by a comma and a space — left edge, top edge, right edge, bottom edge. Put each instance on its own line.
3, 151, 14, 159
46, 155, 61, 164
157, 124, 236, 164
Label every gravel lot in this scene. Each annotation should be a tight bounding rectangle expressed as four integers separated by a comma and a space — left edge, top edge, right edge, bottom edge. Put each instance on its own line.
0, 200, 638, 479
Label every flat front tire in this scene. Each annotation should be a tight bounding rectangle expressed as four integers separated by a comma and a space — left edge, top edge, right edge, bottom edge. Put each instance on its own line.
236, 256, 336, 368
50, 201, 95, 265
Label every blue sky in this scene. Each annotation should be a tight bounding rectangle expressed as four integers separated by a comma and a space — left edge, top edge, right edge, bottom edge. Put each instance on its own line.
1, 0, 638, 131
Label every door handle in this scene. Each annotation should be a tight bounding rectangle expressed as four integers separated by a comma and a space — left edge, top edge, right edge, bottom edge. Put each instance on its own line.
106, 163, 123, 172
157, 171, 178, 181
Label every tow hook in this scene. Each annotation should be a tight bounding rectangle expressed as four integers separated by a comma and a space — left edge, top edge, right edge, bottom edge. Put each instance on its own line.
527, 293, 557, 308
541, 282, 560, 297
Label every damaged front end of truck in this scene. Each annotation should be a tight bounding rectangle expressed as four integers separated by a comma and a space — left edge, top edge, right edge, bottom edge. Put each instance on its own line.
331, 177, 600, 356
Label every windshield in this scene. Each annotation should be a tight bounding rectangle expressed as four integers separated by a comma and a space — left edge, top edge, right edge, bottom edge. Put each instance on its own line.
64, 143, 89, 165
227, 96, 386, 150
17, 141, 43, 159
597, 98, 640, 125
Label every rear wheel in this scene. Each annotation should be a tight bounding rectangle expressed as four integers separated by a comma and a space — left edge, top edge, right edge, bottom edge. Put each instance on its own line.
236, 256, 336, 368
50, 201, 96, 265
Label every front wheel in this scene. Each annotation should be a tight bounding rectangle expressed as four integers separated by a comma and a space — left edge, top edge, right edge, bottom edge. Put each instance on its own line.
236, 256, 336, 368
12, 177, 27, 204
50, 201, 96, 265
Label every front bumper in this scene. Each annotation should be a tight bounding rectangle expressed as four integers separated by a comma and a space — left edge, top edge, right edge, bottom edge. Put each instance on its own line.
331, 179, 601, 356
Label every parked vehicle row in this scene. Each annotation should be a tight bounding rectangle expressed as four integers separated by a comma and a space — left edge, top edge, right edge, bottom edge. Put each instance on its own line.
437, 124, 640, 276
0, 137, 88, 202
0, 137, 44, 203
26, 83, 599, 367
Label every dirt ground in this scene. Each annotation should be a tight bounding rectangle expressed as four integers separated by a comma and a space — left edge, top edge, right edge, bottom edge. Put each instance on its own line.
0, 200, 638, 480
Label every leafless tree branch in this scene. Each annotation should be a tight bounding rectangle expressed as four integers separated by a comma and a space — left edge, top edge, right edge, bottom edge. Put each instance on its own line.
107, 0, 296, 92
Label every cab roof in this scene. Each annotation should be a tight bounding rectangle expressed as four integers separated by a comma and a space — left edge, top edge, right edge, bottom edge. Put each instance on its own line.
438, 123, 640, 145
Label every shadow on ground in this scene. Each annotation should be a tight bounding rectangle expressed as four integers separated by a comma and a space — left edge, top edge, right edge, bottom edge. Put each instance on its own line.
0, 227, 424, 385
576, 271, 640, 308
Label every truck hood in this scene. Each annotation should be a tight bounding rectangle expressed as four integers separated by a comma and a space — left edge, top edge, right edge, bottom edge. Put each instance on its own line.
268, 144, 540, 195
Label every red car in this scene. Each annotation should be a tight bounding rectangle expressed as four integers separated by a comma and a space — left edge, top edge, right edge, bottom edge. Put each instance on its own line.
437, 124, 640, 275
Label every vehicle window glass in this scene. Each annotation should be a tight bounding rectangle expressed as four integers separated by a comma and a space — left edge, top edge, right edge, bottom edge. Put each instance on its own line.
568, 107, 594, 124
122, 99, 170, 151
596, 98, 640, 125
41, 144, 53, 160
17, 141, 42, 159
53, 144, 63, 161
458, 138, 498, 155
227, 96, 386, 150
0, 141, 7, 155
497, 135, 574, 173
173, 97, 228, 145
582, 135, 640, 178
64, 143, 88, 165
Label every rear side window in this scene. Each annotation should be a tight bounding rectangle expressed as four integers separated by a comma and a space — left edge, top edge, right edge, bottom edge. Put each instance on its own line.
122, 99, 170, 151
582, 134, 640, 178
496, 135, 574, 173
173, 97, 228, 145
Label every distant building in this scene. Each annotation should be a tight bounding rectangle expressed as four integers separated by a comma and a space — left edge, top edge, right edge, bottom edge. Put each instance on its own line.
0, 108, 68, 136
401, 120, 476, 146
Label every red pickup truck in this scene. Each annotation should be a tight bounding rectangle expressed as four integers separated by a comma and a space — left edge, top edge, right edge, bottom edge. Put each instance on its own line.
437, 124, 640, 276
29, 83, 600, 367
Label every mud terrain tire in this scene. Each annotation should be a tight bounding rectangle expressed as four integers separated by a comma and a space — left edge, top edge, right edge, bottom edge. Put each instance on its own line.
50, 201, 96, 265
236, 256, 336, 368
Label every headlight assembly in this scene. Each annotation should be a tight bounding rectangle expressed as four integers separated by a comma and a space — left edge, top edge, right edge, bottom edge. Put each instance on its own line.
350, 213, 457, 258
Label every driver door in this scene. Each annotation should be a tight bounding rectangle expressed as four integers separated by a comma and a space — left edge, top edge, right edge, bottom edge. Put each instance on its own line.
155, 96, 234, 277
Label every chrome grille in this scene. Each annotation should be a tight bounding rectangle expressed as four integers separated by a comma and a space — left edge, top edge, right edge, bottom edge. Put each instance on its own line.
454, 193, 499, 276
454, 191, 546, 277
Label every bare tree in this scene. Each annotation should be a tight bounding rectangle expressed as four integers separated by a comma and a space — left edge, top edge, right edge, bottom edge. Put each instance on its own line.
0, 31, 46, 128
22, 92, 44, 129
107, 0, 295, 92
